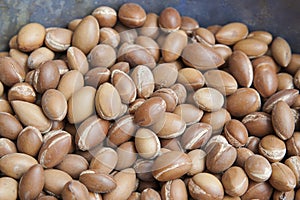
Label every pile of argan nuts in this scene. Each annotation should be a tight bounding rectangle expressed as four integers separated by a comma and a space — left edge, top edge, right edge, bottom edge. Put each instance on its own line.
0, 2, 300, 200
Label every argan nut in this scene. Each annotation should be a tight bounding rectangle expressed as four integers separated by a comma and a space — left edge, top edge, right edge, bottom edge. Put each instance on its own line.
244, 154, 272, 182
224, 119, 248, 148
247, 30, 273, 45
0, 112, 23, 140
153, 63, 179, 89
85, 67, 110, 88
152, 151, 192, 181
61, 180, 90, 200
272, 100, 295, 140
242, 112, 273, 137
135, 36, 160, 62
140, 188, 161, 200
241, 181, 273, 200
0, 138, 17, 157
19, 164, 44, 200
286, 54, 300, 75
100, 27, 120, 48
133, 159, 155, 182
173, 104, 203, 125
32, 60, 60, 93
272, 190, 295, 200
68, 19, 82, 31
271, 37, 292, 67
55, 154, 88, 179
8, 82, 36, 103
235, 147, 254, 168
0, 177, 18, 200
134, 97, 166, 127
17, 23, 46, 52
170, 83, 187, 104
95, 82, 122, 120
42, 89, 67, 121
11, 100, 52, 133
38, 131, 72, 168
58, 70, 84, 100
67, 46, 89, 75
201, 108, 231, 134
258, 135, 286, 162
45, 27, 72, 52
233, 38, 268, 58
0, 81, 3, 97
277, 72, 294, 90
72, 15, 99, 54
206, 142, 237, 173
135, 128, 160, 159
76, 115, 110, 151
286, 132, 300, 156
193, 87, 224, 112
204, 69, 238, 96
253, 64, 278, 98
0, 56, 25, 87
131, 65, 155, 98
110, 62, 130, 74
111, 69, 137, 104
226, 88, 261, 117
195, 27, 216, 46
177, 67, 205, 91
0, 153, 38, 179
215, 22, 248, 45
159, 7, 181, 32
246, 136, 261, 154
285, 156, 300, 188
115, 141, 137, 170
9, 48, 29, 71
0, 99, 13, 114
88, 44, 116, 68
151, 88, 178, 112
162, 30, 188, 62
17, 126, 43, 157
188, 172, 224, 200
180, 16, 199, 35
139, 13, 159, 39
221, 166, 248, 197
269, 162, 296, 192
228, 50, 253, 88
107, 115, 137, 147
89, 147, 118, 174
115, 23, 138, 44
187, 149, 206, 176
79, 170, 117, 193
27, 47, 55, 69
44, 169, 72, 197
151, 112, 186, 139
118, 3, 146, 28
213, 44, 233, 61
181, 122, 212, 150
67, 86, 96, 123
92, 6, 117, 27
182, 43, 225, 70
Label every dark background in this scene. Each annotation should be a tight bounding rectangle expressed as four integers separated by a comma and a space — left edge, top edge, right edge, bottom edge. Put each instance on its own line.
1, 0, 299, 52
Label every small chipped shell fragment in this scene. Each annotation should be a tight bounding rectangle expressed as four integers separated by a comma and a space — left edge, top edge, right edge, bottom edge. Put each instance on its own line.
0, 2, 299, 200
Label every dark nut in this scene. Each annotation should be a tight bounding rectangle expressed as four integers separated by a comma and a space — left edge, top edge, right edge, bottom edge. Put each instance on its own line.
235, 147, 254, 168
247, 30, 273, 45
224, 119, 248, 148
115, 141, 137, 170
0, 56, 25, 87
180, 16, 199, 35
215, 22, 248, 45
139, 13, 159, 39
57, 70, 84, 100
151, 88, 178, 112
194, 27, 215, 45
44, 169, 72, 197
201, 108, 231, 135
84, 67, 110, 88
118, 3, 146, 28
135, 36, 160, 62
233, 38, 268, 58
0, 112, 23, 140
244, 154, 272, 182
269, 162, 296, 192
42, 89, 67, 121
242, 112, 273, 137
17, 126, 43, 157
159, 7, 181, 32
258, 135, 286, 162
152, 151, 192, 182
61, 180, 90, 200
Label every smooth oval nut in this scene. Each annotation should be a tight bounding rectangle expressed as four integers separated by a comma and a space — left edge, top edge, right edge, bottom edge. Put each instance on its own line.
57, 70, 84, 100
61, 180, 90, 200
85, 67, 111, 88
181, 122, 212, 150
0, 153, 38, 179
0, 138, 17, 157
42, 89, 67, 121
139, 13, 159, 39
118, 3, 146, 28
88, 44, 116, 68
286, 132, 300, 156
182, 43, 225, 70
8, 82, 36, 103
258, 135, 286, 162
224, 119, 248, 148
272, 100, 295, 140
0, 112, 23, 140
151, 88, 178, 112
271, 36, 292, 67
241, 181, 273, 200
38, 131, 72, 168
226, 88, 261, 117
111, 69, 136, 104
135, 128, 161, 159
44, 169, 73, 197
152, 151, 192, 182
204, 69, 238, 96
27, 47, 55, 69
95, 82, 122, 120
135, 35, 160, 62
159, 7, 181, 32
170, 83, 187, 104
11, 100, 52, 133
269, 162, 296, 192
131, 65, 155, 98
152, 63, 179, 89
177, 67, 205, 91
89, 147, 118, 174
45, 27, 73, 52
194, 27, 215, 45
68, 86, 96, 124
17, 126, 43, 157
228, 50, 253, 88
67, 46, 89, 75
173, 104, 203, 126
72, 15, 99, 54
244, 154, 272, 182
17, 23, 46, 52
233, 38, 268, 58
115, 141, 137, 170
92, 6, 117, 27
76, 115, 110, 151
19, 164, 44, 200
193, 87, 224, 112
242, 112, 273, 137
162, 30, 188, 62
215, 22, 248, 45
0, 177, 18, 200
0, 56, 25, 87
79, 170, 117, 193
247, 30, 273, 45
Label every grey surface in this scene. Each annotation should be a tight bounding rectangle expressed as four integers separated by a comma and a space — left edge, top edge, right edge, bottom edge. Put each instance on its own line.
1, 0, 300, 52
